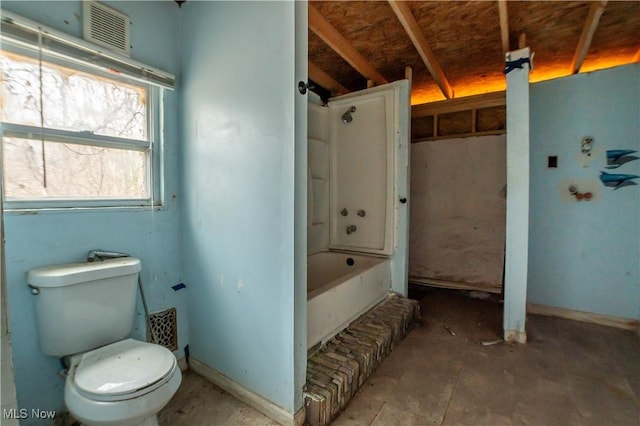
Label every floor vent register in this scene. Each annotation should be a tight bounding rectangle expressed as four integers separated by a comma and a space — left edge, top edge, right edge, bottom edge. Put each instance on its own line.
148, 307, 178, 351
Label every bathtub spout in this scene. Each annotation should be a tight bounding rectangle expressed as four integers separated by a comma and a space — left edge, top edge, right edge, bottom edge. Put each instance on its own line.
346, 225, 357, 235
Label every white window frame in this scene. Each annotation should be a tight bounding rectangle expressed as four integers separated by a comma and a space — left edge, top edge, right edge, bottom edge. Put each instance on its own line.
1, 51, 163, 210
0, 9, 173, 211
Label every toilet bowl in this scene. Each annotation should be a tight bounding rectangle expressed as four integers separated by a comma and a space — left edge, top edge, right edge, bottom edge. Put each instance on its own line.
27, 258, 182, 426
64, 339, 182, 426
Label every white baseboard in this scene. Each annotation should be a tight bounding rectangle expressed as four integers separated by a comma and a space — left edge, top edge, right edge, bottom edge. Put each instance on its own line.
189, 357, 305, 426
527, 303, 639, 332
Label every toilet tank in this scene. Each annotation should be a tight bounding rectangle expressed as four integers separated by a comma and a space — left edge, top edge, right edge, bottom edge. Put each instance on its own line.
27, 257, 142, 357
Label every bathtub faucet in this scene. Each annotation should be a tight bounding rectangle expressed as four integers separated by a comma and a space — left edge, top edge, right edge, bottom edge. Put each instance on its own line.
87, 250, 130, 262
346, 225, 357, 235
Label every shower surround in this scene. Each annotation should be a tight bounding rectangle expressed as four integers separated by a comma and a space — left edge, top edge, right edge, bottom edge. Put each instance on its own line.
306, 81, 411, 349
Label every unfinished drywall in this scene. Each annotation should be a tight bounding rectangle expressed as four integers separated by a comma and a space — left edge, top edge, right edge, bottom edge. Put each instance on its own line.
529, 63, 640, 320
410, 134, 506, 292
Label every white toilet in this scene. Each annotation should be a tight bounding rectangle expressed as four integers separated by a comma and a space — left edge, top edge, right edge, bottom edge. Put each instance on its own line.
28, 257, 182, 426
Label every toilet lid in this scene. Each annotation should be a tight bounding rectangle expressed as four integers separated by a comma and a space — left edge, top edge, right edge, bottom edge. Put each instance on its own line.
74, 338, 176, 400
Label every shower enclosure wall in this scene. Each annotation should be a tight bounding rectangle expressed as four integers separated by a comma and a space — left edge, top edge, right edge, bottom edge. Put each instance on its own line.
307, 81, 410, 350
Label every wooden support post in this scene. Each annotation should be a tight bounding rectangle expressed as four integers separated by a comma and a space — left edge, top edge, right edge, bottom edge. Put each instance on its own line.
405, 66, 414, 149
433, 114, 438, 138
471, 108, 477, 133
498, 0, 510, 54
503, 47, 530, 345
404, 66, 413, 83
518, 33, 527, 49
405, 66, 413, 104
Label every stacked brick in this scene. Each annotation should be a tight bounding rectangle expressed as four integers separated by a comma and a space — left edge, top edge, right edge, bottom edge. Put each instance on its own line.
304, 295, 421, 426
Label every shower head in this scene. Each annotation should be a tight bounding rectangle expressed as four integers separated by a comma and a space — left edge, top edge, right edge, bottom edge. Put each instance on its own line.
341, 106, 356, 123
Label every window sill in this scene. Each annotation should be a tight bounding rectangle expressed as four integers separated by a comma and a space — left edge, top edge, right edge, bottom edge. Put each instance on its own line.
3, 204, 167, 216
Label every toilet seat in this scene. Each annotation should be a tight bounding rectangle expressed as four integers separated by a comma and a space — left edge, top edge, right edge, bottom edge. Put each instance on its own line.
72, 339, 177, 402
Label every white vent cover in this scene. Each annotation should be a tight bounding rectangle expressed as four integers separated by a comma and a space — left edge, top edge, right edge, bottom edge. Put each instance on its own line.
83, 1, 130, 56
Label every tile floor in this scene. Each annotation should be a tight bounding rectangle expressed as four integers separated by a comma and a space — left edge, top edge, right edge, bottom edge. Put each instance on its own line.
159, 288, 640, 425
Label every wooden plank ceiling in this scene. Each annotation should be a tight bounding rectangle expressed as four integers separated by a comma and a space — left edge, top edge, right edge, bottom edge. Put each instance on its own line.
308, 1, 640, 105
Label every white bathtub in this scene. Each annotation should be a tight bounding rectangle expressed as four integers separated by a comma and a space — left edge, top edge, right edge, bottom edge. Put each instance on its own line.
307, 251, 390, 349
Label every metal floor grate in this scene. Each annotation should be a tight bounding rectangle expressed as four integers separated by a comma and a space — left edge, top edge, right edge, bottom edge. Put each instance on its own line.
148, 307, 178, 351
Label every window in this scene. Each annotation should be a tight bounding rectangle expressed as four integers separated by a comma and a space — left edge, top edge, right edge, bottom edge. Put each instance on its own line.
1, 9, 174, 209
1, 50, 157, 208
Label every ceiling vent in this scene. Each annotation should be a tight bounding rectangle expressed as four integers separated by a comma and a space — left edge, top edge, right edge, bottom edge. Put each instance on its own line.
83, 1, 130, 56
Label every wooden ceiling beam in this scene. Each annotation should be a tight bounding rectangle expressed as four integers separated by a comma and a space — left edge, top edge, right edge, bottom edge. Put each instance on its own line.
308, 61, 348, 95
308, 5, 388, 86
570, 0, 608, 74
498, 0, 510, 55
388, 0, 454, 99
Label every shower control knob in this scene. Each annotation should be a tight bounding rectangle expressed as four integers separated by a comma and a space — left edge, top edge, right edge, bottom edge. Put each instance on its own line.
399, 197, 407, 204
341, 208, 348, 216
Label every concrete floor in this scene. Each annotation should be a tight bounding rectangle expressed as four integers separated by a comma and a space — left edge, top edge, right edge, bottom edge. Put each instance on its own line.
159, 289, 640, 425
158, 371, 278, 426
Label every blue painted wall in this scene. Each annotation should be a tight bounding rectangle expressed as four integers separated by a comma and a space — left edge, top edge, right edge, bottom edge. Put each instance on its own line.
529, 64, 640, 320
1, 1, 186, 422
179, 1, 301, 413
4, 1, 634, 423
